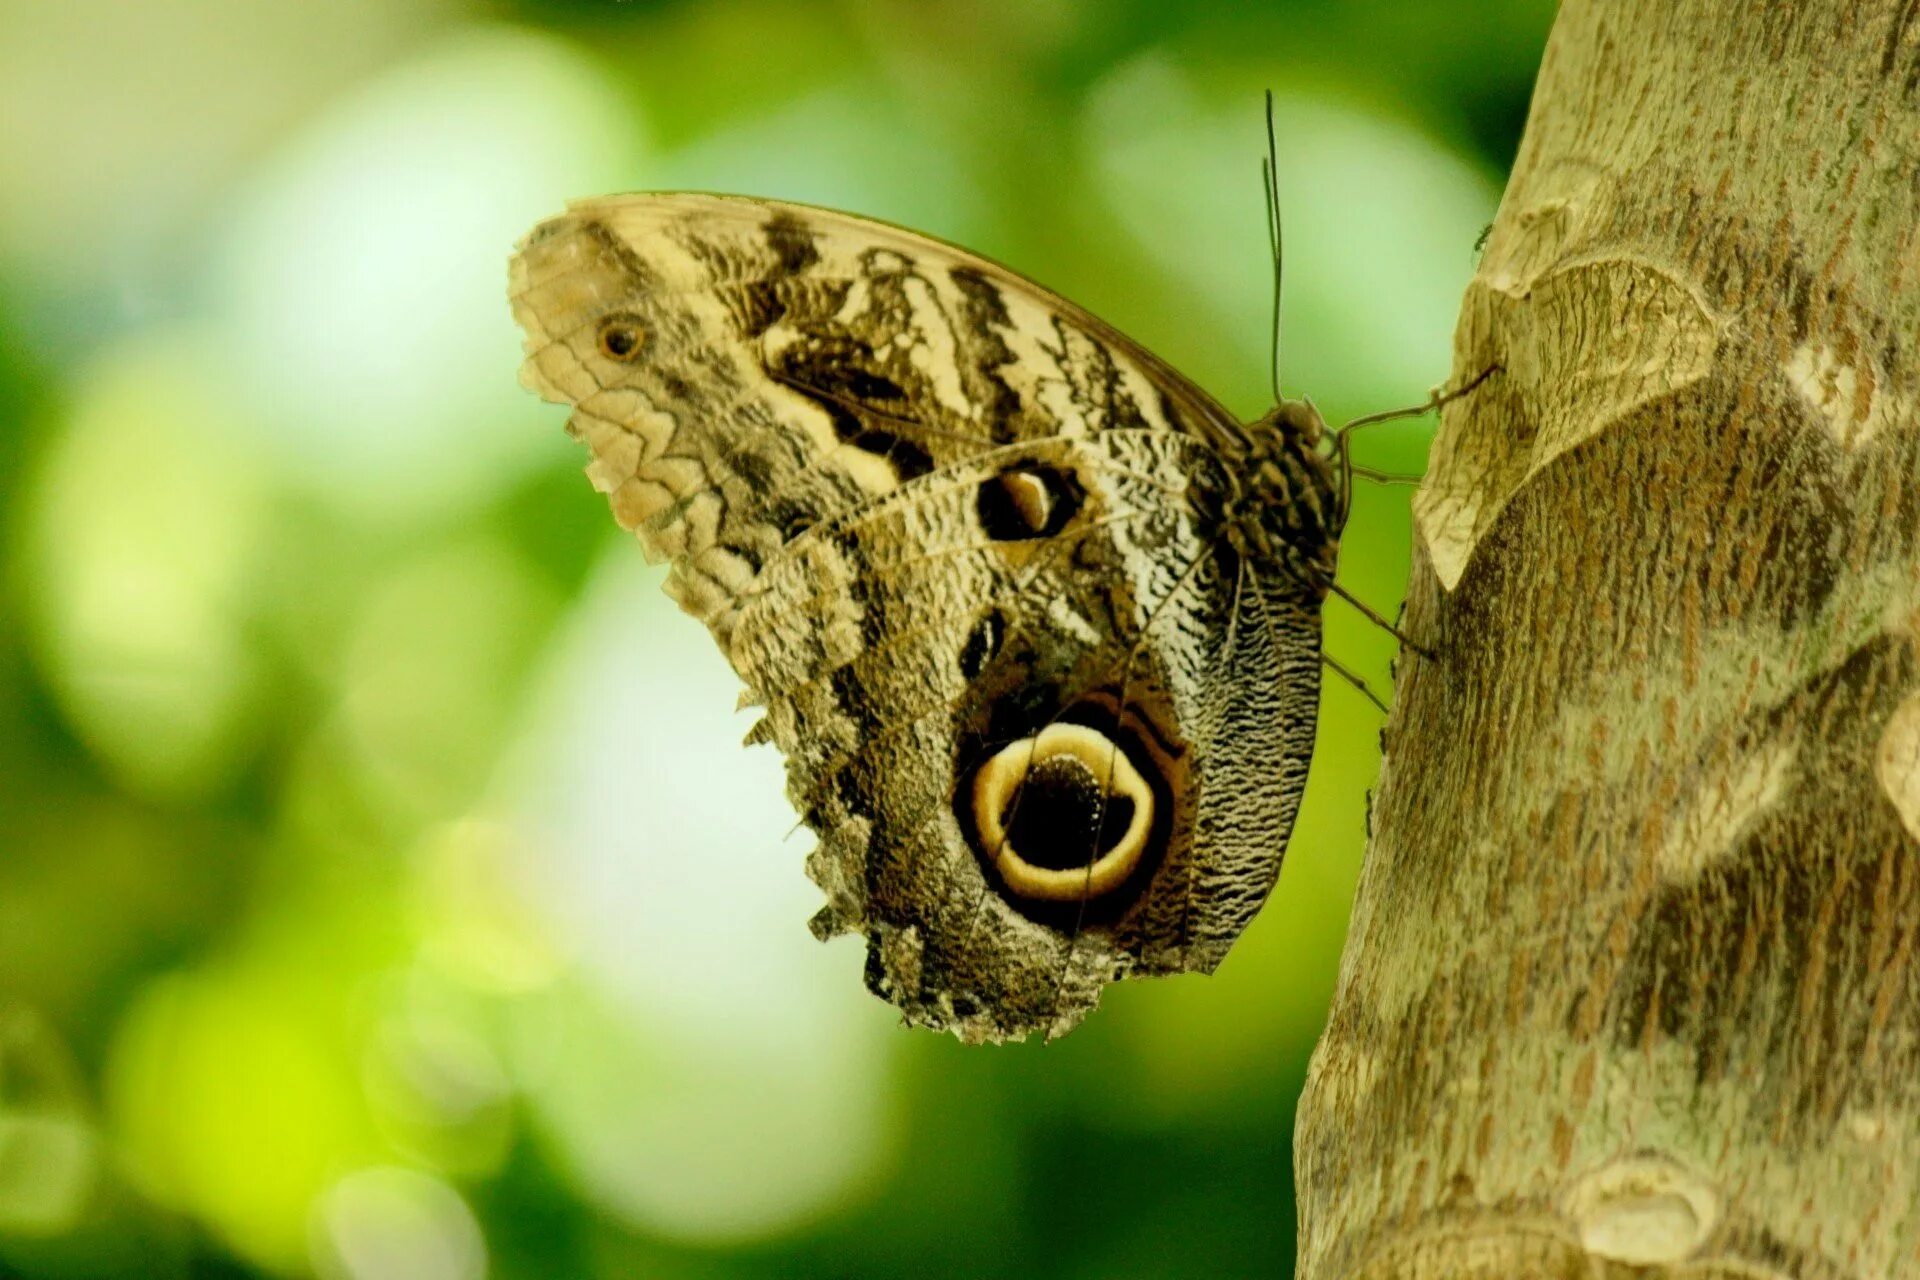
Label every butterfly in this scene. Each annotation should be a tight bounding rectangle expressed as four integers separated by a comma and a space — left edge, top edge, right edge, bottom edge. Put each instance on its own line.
506, 129, 1492, 1042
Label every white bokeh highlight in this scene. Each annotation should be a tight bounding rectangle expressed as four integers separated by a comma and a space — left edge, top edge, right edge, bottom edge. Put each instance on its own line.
660, 81, 988, 250
214, 26, 643, 513
1083, 57, 1498, 413
313, 1167, 486, 1280
503, 550, 895, 1243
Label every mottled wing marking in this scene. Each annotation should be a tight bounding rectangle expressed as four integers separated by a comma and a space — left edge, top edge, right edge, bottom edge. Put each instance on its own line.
508, 193, 1326, 1041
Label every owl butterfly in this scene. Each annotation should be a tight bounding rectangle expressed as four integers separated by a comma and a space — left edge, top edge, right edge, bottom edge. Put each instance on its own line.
508, 180, 1480, 1041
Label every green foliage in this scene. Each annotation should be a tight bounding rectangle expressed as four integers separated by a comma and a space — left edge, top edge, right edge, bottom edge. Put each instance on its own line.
0, 0, 1548, 1274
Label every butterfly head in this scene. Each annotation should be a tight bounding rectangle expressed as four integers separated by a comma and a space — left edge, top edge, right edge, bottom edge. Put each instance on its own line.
1251, 396, 1329, 448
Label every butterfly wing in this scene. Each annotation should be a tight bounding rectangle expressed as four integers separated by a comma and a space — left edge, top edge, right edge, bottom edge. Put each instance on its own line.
509, 193, 1322, 1040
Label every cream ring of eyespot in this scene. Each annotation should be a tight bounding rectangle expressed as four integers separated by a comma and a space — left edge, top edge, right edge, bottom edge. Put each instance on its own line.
971, 723, 1156, 902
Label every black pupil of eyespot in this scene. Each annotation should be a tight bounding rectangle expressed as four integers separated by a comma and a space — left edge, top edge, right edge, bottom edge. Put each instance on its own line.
602, 324, 637, 356
1002, 754, 1135, 871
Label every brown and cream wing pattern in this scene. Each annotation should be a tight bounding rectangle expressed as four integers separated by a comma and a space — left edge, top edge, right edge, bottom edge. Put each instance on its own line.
508, 192, 1322, 1041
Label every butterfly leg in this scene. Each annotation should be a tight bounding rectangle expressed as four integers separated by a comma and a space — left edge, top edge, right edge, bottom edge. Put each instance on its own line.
1321, 652, 1390, 714
1322, 364, 1500, 653
1332, 362, 1502, 526
1261, 541, 1435, 659
1347, 462, 1421, 486
1335, 361, 1502, 445
1327, 579, 1434, 660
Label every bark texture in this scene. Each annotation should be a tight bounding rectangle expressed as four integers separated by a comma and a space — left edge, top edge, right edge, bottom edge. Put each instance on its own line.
1296, 2, 1920, 1276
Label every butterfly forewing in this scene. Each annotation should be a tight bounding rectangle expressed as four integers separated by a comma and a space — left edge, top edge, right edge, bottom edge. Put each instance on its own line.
508, 192, 1327, 1041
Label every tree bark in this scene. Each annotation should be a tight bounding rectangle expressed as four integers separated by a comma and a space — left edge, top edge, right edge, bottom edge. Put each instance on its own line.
1295, 2, 1920, 1276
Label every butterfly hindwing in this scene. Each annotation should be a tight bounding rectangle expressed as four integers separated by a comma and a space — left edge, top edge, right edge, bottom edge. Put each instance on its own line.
509, 193, 1328, 1040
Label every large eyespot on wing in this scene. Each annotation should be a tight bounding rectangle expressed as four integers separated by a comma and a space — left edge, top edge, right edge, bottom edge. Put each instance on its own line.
970, 723, 1157, 902
728, 428, 1315, 1043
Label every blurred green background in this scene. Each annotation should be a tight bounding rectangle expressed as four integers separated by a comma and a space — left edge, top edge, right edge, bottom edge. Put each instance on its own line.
0, 1, 1551, 1275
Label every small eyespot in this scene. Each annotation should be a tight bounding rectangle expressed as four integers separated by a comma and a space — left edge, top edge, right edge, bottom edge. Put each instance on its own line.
958, 609, 1005, 680
597, 313, 646, 361
970, 723, 1156, 902
978, 466, 1079, 540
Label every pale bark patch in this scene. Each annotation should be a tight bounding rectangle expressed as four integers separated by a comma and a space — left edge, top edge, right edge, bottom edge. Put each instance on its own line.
1875, 690, 1920, 842
1655, 737, 1797, 885
1783, 342, 1900, 450
1563, 1156, 1719, 1266
1417, 259, 1723, 590
1845, 1109, 1888, 1145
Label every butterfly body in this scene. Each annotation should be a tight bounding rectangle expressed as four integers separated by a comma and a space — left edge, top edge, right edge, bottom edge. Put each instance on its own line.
510, 193, 1337, 1041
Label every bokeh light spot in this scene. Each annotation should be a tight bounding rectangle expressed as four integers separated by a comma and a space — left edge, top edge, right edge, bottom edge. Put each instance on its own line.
106, 968, 375, 1270
0, 1011, 97, 1237
1083, 57, 1498, 415
215, 26, 645, 513
20, 330, 270, 801
312, 1167, 486, 1280
503, 553, 897, 1243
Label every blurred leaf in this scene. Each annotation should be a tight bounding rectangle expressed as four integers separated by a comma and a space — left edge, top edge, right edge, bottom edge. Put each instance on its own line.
1080, 56, 1498, 418
16, 331, 271, 803
105, 950, 386, 1269
0, 1011, 96, 1238
361, 968, 516, 1178
0, 2, 1563, 1274
508, 974, 895, 1248
312, 1166, 486, 1280
0, 0, 453, 292
600, 0, 866, 147
656, 78, 989, 247
502, 556, 898, 1245
411, 820, 564, 998
0, 793, 250, 1046
213, 25, 643, 516
324, 535, 562, 834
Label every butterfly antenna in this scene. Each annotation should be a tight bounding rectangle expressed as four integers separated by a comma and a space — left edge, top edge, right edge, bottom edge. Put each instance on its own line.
1261, 89, 1284, 406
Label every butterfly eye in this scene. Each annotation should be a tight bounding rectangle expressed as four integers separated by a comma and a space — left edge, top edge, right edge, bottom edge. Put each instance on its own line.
978, 467, 1079, 540
970, 723, 1156, 902
596, 314, 646, 361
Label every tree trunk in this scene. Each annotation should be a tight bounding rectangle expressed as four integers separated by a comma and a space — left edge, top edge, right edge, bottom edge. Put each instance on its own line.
1294, 2, 1920, 1276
